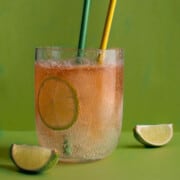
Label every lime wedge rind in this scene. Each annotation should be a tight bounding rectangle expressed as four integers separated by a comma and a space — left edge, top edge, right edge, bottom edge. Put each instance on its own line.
38, 76, 79, 130
10, 144, 59, 173
133, 124, 173, 147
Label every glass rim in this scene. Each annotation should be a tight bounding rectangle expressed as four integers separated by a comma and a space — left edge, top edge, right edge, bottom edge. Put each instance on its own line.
35, 47, 124, 64
35, 47, 124, 52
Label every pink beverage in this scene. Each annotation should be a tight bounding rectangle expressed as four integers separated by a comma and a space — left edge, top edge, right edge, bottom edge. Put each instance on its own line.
35, 48, 124, 162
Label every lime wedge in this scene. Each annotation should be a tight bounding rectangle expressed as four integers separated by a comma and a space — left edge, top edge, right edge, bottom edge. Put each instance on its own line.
10, 144, 59, 173
133, 124, 173, 147
38, 76, 78, 130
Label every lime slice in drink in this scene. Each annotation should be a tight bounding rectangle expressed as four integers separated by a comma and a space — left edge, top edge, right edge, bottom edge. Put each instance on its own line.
38, 77, 78, 130
133, 124, 173, 147
10, 144, 59, 173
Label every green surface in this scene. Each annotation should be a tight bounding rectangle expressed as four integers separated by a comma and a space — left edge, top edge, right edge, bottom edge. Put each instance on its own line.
0, 131, 179, 180
0, 0, 180, 131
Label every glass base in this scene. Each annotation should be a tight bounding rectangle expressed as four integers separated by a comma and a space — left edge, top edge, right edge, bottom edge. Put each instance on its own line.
59, 157, 102, 163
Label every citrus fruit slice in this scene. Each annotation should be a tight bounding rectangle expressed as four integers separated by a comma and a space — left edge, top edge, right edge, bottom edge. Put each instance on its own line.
133, 124, 173, 147
38, 76, 78, 130
10, 144, 59, 173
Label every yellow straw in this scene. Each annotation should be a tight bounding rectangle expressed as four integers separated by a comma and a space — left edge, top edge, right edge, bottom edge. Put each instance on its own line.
98, 0, 117, 64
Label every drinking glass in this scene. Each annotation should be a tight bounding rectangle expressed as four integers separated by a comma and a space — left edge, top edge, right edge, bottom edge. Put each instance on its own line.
35, 47, 124, 162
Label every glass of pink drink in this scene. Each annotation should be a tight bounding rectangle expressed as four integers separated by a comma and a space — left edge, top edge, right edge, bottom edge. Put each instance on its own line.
35, 48, 124, 162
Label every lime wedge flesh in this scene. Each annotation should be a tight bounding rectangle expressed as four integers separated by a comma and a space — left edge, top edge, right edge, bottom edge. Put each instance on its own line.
10, 144, 59, 173
133, 124, 173, 147
38, 77, 78, 130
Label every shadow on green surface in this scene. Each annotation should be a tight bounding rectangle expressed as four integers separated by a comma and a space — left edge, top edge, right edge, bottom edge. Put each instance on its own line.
0, 163, 45, 176
118, 143, 161, 149
0, 144, 10, 160
0, 144, 18, 173
0, 164, 17, 172
120, 144, 145, 149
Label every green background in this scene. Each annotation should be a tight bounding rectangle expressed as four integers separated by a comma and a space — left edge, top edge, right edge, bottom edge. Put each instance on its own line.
0, 0, 180, 131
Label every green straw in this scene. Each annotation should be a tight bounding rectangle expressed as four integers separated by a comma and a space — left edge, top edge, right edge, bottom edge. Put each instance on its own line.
77, 0, 91, 58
